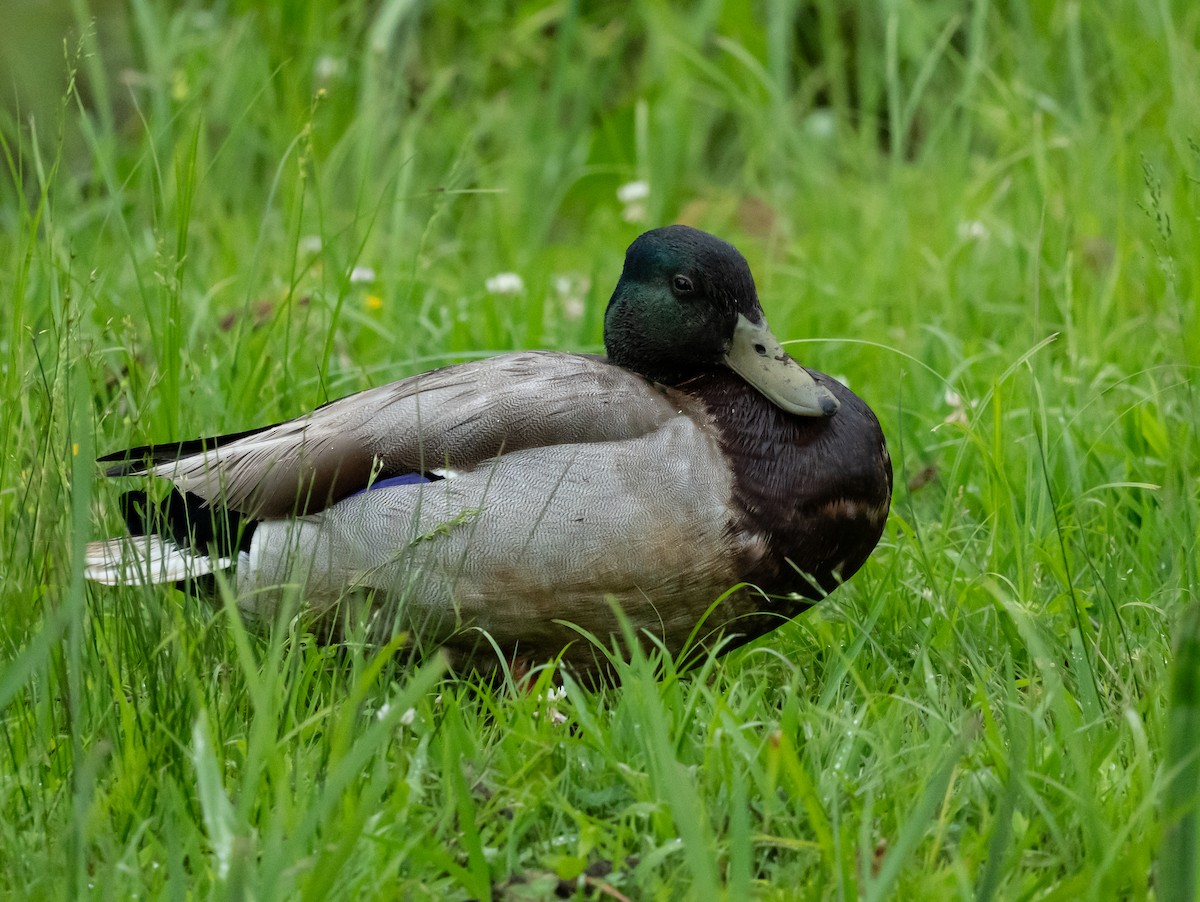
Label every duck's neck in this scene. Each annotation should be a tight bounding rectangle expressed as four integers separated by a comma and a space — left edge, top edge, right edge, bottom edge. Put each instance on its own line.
686, 368, 830, 464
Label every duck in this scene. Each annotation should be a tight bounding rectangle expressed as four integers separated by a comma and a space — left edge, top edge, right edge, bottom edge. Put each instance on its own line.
85, 225, 892, 678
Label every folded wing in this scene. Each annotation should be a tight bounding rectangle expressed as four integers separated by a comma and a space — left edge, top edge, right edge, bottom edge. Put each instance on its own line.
100, 352, 683, 518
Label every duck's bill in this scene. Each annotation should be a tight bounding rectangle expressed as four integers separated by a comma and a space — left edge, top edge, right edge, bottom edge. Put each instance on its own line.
724, 314, 840, 417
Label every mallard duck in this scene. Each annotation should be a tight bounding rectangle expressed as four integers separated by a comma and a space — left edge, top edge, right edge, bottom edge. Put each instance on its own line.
86, 225, 892, 677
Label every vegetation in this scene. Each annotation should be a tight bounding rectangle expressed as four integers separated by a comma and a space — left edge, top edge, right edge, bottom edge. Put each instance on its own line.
1, 1, 1198, 897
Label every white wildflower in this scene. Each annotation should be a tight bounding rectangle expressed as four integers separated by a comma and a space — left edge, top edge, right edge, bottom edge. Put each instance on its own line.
485, 272, 525, 295
349, 265, 376, 284
533, 684, 569, 725
553, 272, 590, 321
298, 235, 322, 255
538, 685, 567, 703
616, 180, 650, 204
803, 108, 836, 140
624, 204, 647, 223
957, 220, 990, 242
314, 55, 346, 83
618, 180, 650, 223
941, 388, 968, 427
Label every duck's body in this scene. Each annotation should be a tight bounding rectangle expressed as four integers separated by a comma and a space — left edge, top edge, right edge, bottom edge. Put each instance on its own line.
87, 226, 891, 676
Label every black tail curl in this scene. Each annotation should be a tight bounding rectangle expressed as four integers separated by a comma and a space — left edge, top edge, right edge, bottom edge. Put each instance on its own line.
119, 488, 257, 598
119, 488, 257, 558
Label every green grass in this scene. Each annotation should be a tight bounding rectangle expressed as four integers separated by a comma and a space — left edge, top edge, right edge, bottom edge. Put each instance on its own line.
2, 1, 1199, 898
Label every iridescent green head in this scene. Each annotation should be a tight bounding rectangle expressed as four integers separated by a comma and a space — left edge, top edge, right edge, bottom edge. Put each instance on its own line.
604, 225, 838, 417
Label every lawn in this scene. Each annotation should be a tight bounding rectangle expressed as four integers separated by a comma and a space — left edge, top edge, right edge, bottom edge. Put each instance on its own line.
1, 1, 1198, 898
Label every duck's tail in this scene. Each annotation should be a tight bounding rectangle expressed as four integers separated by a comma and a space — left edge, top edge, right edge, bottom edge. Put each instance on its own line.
84, 488, 254, 589
84, 535, 233, 585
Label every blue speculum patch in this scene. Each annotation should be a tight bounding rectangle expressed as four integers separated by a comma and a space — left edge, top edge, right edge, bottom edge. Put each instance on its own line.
352, 472, 435, 495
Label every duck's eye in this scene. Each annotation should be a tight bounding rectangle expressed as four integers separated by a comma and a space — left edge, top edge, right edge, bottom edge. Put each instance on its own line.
672, 275, 694, 294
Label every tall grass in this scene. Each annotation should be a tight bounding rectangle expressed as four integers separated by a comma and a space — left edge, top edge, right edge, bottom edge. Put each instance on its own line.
1, 1, 1198, 897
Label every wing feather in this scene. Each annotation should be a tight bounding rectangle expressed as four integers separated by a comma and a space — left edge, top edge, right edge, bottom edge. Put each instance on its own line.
102, 352, 681, 518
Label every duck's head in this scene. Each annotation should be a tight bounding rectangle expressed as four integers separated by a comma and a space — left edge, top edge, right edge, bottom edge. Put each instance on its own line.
604, 225, 839, 417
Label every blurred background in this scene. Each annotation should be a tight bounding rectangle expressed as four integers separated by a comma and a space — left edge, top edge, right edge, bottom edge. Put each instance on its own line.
3, 3, 1193, 384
